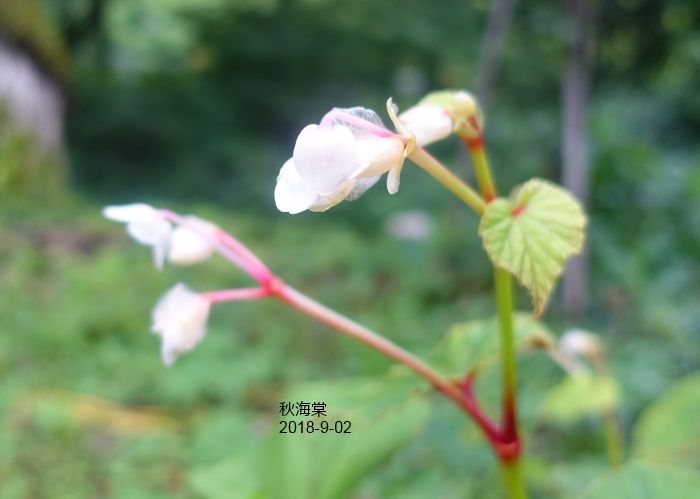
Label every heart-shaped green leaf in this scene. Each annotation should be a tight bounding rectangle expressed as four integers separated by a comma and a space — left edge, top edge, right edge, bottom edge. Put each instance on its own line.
479, 179, 586, 316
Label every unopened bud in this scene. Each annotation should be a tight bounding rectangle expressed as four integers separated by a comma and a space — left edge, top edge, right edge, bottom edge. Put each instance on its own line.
559, 329, 605, 367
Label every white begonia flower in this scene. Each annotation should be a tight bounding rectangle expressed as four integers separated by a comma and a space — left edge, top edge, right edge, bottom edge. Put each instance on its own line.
293, 124, 359, 196
168, 216, 218, 265
103, 203, 172, 270
275, 107, 405, 214
151, 283, 211, 366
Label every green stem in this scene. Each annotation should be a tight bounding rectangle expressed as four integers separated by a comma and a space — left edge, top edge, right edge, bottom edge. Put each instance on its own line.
463, 136, 497, 201
408, 147, 486, 216
465, 138, 528, 498
495, 267, 518, 440
501, 460, 528, 499
603, 404, 624, 469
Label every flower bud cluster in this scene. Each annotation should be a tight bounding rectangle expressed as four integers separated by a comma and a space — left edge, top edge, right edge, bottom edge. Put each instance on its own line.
275, 91, 483, 214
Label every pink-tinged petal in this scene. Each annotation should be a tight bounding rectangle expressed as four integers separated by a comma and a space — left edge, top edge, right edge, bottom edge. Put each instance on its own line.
354, 136, 405, 178
293, 124, 359, 195
326, 107, 390, 138
399, 104, 453, 146
309, 179, 357, 212
274, 159, 319, 214
168, 216, 217, 265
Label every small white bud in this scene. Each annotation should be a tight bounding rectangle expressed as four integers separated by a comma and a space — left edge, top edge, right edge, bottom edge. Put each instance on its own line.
559, 329, 604, 361
398, 104, 453, 146
151, 283, 211, 366
168, 216, 217, 265
103, 203, 172, 270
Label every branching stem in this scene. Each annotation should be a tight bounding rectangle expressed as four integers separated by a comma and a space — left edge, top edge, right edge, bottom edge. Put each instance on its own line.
408, 147, 486, 215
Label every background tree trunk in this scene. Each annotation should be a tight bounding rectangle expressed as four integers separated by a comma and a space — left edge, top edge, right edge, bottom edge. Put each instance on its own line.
561, 0, 596, 320
0, 37, 65, 153
475, 0, 518, 110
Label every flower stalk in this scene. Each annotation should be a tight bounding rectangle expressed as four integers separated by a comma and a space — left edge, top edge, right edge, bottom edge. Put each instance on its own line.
462, 136, 497, 202
407, 146, 486, 215
463, 135, 529, 498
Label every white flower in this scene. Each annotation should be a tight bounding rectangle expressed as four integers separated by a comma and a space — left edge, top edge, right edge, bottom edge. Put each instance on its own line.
151, 283, 211, 366
275, 108, 405, 214
103, 204, 216, 268
103, 203, 172, 269
168, 216, 218, 265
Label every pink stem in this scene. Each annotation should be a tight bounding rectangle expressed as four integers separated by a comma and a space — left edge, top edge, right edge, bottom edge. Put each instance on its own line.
215, 230, 272, 282
319, 109, 395, 138
159, 210, 274, 283
272, 281, 500, 441
202, 287, 270, 303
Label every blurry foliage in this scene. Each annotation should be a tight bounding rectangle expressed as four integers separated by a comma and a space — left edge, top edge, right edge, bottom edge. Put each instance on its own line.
0, 0, 70, 81
0, 0, 699, 497
0, 113, 65, 203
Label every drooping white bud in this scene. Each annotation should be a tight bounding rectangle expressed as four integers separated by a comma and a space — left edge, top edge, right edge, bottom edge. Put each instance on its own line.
151, 283, 211, 366
559, 330, 604, 361
168, 216, 218, 265
398, 104, 453, 146
103, 203, 172, 270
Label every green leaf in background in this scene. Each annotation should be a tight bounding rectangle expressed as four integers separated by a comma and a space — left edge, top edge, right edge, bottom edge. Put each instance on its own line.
479, 179, 586, 317
429, 313, 554, 377
580, 461, 700, 499
188, 455, 262, 499
315, 397, 429, 499
539, 375, 619, 424
632, 372, 700, 469
259, 379, 429, 499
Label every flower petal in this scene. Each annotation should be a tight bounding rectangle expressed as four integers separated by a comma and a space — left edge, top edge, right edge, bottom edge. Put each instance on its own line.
329, 107, 386, 138
354, 136, 405, 178
386, 160, 405, 195
151, 283, 211, 366
103, 203, 160, 223
345, 176, 380, 201
293, 124, 359, 195
168, 216, 217, 265
103, 203, 172, 270
309, 179, 357, 212
399, 104, 453, 146
274, 159, 319, 214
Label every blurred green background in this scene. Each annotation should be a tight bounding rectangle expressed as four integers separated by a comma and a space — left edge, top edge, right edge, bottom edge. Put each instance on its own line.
1, 0, 699, 497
